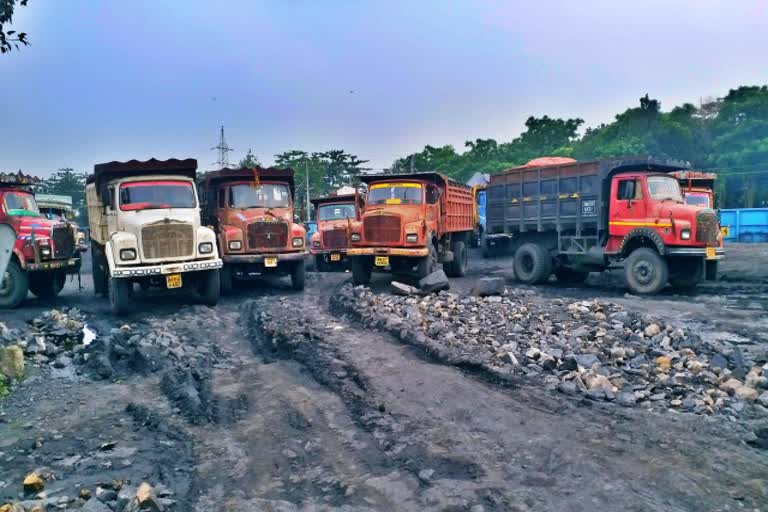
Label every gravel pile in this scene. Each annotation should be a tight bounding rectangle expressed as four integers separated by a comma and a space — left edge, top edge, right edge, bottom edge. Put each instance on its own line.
334, 284, 768, 418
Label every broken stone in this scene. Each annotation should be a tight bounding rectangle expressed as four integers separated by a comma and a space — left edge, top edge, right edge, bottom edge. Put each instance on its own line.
23, 472, 44, 494
391, 281, 420, 296
418, 270, 450, 294
471, 277, 505, 297
644, 324, 661, 337
0, 345, 24, 380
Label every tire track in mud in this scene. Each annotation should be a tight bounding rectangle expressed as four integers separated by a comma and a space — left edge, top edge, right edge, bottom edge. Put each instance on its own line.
236, 274, 768, 512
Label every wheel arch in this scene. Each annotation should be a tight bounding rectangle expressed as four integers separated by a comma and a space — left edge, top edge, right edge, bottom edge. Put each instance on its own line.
619, 228, 665, 258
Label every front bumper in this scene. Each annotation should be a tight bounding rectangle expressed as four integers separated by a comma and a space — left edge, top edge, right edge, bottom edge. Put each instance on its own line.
223, 251, 307, 264
111, 258, 223, 278
27, 257, 80, 272
348, 247, 429, 257
310, 248, 348, 256
666, 247, 725, 260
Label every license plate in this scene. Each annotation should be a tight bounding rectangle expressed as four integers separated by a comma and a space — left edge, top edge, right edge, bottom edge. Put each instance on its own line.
374, 256, 389, 267
264, 257, 278, 268
720, 226, 730, 237
330, 253, 341, 262
706, 247, 716, 259
166, 274, 182, 289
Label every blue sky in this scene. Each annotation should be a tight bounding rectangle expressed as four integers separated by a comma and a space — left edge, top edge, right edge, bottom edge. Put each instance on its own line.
2, 0, 767, 177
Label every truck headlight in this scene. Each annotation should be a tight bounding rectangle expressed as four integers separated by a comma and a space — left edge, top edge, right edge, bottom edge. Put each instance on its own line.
350, 233, 361, 242
120, 248, 137, 261
228, 240, 242, 251
405, 233, 418, 243
681, 229, 691, 240
40, 246, 51, 257
292, 237, 304, 247
312, 240, 321, 248
199, 242, 214, 254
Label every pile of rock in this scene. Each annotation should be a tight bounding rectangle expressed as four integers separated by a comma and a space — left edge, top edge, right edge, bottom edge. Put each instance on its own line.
334, 284, 768, 418
1, 477, 174, 511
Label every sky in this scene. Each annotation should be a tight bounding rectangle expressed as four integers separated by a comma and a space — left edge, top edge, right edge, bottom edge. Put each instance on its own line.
2, 0, 767, 177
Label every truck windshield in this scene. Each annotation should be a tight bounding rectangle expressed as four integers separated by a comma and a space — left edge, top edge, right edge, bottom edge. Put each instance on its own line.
3, 192, 40, 217
229, 183, 290, 208
684, 192, 710, 208
317, 203, 355, 221
120, 181, 196, 211
647, 176, 683, 203
368, 183, 422, 205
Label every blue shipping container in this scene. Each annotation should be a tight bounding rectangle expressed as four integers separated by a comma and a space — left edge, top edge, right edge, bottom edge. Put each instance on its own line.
719, 208, 768, 243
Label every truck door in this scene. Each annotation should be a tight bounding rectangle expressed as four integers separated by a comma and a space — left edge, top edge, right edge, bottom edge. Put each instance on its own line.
610, 178, 647, 236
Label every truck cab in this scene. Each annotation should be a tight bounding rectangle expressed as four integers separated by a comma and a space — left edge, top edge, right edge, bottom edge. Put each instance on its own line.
309, 194, 355, 272
347, 173, 474, 285
0, 172, 81, 308
198, 167, 307, 292
671, 170, 717, 209
86, 158, 222, 314
36, 193, 88, 256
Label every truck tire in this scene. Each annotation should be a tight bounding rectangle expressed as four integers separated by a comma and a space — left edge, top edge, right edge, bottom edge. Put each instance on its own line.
668, 259, 703, 290
291, 261, 306, 291
416, 244, 439, 278
624, 248, 668, 295
198, 269, 221, 306
705, 260, 718, 281
315, 255, 328, 273
445, 240, 468, 277
109, 277, 132, 315
91, 246, 108, 297
555, 267, 589, 284
0, 260, 29, 309
481, 234, 492, 259
220, 266, 233, 294
513, 243, 552, 284
29, 272, 66, 298
350, 257, 372, 286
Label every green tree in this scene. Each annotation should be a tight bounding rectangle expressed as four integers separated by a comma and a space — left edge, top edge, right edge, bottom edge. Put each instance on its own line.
0, 0, 30, 54
238, 149, 261, 168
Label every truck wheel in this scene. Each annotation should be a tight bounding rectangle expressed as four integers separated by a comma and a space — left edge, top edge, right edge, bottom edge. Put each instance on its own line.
705, 260, 718, 281
109, 277, 132, 315
29, 272, 66, 298
481, 234, 492, 259
0, 261, 29, 309
315, 255, 327, 273
555, 267, 589, 284
513, 243, 552, 284
445, 240, 468, 277
291, 261, 306, 291
668, 259, 703, 290
624, 248, 668, 295
198, 270, 221, 305
416, 244, 439, 278
220, 266, 233, 295
350, 257, 372, 286
91, 247, 108, 296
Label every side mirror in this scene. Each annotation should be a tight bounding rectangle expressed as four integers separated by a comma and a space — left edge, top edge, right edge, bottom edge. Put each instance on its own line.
294, 214, 301, 223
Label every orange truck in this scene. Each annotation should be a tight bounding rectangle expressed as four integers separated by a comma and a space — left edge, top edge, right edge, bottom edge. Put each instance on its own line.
347, 172, 474, 285
671, 170, 717, 208
198, 167, 307, 292
309, 194, 355, 272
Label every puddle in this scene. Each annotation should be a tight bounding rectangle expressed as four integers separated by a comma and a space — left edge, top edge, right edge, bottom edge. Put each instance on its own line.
82, 324, 96, 346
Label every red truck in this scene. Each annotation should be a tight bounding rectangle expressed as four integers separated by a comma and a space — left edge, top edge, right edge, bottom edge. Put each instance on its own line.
671, 170, 717, 208
0, 172, 81, 308
309, 194, 355, 272
483, 157, 724, 294
347, 173, 474, 285
198, 167, 307, 291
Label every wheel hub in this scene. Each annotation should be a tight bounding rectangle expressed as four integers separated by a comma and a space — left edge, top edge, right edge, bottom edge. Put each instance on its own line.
634, 260, 655, 285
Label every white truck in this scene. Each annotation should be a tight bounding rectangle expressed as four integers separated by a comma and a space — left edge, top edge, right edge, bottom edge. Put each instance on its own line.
86, 158, 222, 314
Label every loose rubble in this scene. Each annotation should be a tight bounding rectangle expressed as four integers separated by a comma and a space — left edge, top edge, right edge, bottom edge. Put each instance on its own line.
333, 284, 768, 419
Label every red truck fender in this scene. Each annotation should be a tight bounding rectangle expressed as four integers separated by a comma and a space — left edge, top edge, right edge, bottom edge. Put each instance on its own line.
617, 227, 666, 257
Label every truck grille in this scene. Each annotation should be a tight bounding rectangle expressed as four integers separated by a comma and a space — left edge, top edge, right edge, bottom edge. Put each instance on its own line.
322, 229, 347, 250
364, 215, 401, 243
247, 221, 288, 249
52, 226, 75, 259
141, 223, 194, 260
696, 210, 719, 244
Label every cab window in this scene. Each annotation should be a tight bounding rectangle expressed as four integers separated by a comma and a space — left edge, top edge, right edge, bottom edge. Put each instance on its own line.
617, 180, 643, 200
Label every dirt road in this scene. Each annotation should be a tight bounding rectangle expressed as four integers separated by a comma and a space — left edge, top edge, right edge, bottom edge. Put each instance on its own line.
1, 245, 767, 511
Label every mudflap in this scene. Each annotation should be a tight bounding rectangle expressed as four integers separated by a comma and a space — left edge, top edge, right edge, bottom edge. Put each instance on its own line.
0, 224, 14, 280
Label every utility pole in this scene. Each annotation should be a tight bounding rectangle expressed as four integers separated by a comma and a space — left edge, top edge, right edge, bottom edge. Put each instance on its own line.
305, 159, 310, 222
410, 154, 415, 173
211, 125, 234, 169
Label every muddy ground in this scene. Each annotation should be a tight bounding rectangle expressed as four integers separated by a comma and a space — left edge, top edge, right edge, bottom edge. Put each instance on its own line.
1, 244, 767, 511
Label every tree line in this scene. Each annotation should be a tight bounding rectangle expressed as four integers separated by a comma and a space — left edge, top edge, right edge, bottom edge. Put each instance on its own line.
390, 86, 768, 209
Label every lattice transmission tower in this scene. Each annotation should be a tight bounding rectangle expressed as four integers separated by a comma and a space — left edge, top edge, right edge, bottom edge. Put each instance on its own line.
211, 125, 234, 169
